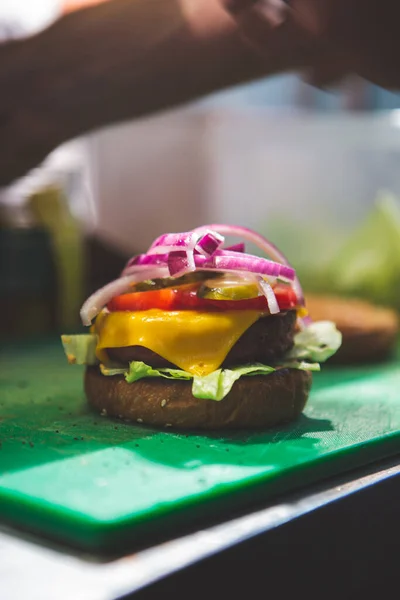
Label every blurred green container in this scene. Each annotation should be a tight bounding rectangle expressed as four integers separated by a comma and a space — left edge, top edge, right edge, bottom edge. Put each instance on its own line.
0, 225, 57, 337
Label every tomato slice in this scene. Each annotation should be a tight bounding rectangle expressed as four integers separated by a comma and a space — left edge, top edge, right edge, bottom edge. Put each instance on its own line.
107, 288, 177, 312
107, 284, 299, 313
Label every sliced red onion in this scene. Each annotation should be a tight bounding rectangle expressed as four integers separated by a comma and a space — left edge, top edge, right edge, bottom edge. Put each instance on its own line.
194, 224, 304, 304
210, 250, 295, 281
147, 232, 196, 253
148, 229, 225, 257
148, 231, 200, 254
80, 266, 169, 325
82, 224, 304, 326
225, 242, 245, 253
125, 253, 167, 268
167, 250, 196, 277
164, 251, 294, 281
195, 230, 224, 257
256, 277, 279, 314
124, 247, 294, 281
123, 253, 167, 272
122, 253, 169, 276
194, 224, 286, 263
126, 235, 223, 270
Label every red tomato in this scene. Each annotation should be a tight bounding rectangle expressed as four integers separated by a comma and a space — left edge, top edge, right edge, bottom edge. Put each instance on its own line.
107, 284, 299, 313
107, 288, 177, 312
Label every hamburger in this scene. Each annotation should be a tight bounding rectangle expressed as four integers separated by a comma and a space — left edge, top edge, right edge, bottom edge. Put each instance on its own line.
62, 225, 341, 430
305, 293, 399, 364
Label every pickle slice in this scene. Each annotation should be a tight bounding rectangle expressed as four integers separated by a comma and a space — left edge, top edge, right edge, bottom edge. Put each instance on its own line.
198, 276, 260, 300
130, 271, 219, 292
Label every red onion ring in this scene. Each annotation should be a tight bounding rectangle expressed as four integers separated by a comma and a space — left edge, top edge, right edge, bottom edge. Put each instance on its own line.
81, 224, 305, 325
80, 266, 169, 325
194, 224, 304, 305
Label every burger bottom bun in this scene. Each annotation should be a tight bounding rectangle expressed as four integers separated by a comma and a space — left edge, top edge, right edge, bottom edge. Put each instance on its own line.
305, 294, 399, 364
85, 367, 312, 431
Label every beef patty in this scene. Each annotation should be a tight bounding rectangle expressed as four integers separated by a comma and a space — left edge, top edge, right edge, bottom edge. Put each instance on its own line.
106, 310, 296, 368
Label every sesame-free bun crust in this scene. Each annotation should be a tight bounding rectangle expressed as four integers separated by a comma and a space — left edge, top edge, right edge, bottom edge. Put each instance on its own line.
85, 366, 312, 430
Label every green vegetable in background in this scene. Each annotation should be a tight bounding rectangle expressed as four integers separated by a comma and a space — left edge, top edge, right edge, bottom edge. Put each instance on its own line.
326, 192, 400, 310
264, 192, 400, 311
30, 186, 85, 331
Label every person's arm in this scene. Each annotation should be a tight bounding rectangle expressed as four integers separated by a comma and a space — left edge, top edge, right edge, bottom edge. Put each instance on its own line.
220, 0, 400, 89
0, 0, 293, 186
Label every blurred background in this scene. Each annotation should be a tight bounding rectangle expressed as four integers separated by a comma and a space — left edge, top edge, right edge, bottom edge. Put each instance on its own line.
2, 0, 400, 338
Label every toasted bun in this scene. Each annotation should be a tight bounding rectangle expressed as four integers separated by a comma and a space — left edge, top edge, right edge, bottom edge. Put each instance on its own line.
305, 294, 399, 364
85, 366, 312, 430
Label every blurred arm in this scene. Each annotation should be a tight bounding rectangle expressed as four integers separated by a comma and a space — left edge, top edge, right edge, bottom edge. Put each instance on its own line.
0, 0, 290, 186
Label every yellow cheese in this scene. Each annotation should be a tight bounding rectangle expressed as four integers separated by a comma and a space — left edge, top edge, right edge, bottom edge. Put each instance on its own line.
94, 309, 262, 376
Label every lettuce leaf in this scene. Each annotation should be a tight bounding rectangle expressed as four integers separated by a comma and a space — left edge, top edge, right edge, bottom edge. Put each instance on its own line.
99, 363, 127, 376
120, 360, 318, 401
125, 361, 192, 383
285, 321, 342, 363
326, 192, 400, 309
191, 364, 274, 401
61, 319, 340, 400
61, 333, 98, 365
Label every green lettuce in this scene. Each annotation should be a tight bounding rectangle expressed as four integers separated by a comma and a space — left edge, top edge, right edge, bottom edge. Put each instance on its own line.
278, 192, 400, 310
326, 192, 400, 310
100, 363, 130, 376
61, 333, 98, 365
119, 360, 319, 401
61, 320, 341, 400
190, 363, 318, 401
286, 321, 342, 363
126, 362, 192, 383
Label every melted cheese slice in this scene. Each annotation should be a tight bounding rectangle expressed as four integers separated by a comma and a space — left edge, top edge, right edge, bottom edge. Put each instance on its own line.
94, 309, 262, 376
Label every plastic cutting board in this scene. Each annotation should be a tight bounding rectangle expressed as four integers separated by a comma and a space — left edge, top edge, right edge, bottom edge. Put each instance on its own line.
0, 339, 399, 553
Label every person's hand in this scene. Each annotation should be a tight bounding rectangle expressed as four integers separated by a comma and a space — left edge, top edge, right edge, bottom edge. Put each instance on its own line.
220, 0, 400, 89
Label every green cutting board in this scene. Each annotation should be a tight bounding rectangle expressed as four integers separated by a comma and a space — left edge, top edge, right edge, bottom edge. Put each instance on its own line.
1, 339, 399, 553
